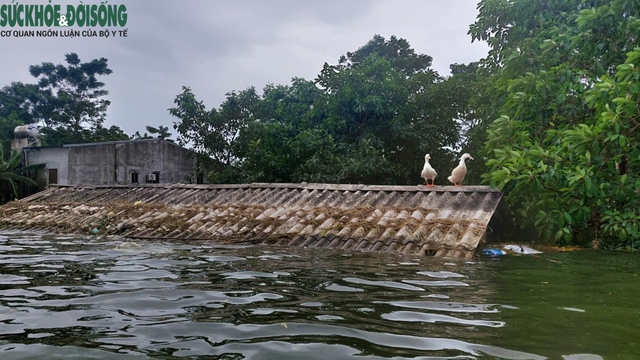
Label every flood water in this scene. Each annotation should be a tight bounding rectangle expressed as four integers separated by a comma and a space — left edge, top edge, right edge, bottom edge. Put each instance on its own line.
0, 230, 638, 359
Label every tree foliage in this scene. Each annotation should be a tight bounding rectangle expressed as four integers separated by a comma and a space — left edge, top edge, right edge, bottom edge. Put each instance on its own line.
145, 125, 172, 140
1, 53, 132, 146
0, 82, 42, 124
169, 35, 471, 186
28, 53, 115, 143
239, 78, 333, 183
0, 113, 23, 157
471, 0, 640, 248
338, 34, 435, 77
0, 147, 41, 204
169, 86, 257, 167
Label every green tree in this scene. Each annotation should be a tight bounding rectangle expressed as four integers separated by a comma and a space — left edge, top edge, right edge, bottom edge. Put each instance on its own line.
169, 86, 260, 183
169, 86, 257, 167
0, 113, 24, 157
1, 55, 130, 147
215, 87, 260, 166
0, 82, 43, 124
239, 78, 336, 183
145, 125, 172, 140
131, 131, 152, 140
440, 62, 501, 185
0, 147, 40, 204
470, 0, 640, 248
40, 123, 130, 145
28, 53, 113, 144
316, 36, 459, 184
170, 35, 468, 186
90, 124, 131, 142
0, 82, 47, 154
338, 34, 436, 77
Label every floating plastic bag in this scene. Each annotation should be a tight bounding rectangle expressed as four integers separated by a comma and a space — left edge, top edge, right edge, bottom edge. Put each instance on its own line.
481, 248, 506, 256
503, 244, 542, 254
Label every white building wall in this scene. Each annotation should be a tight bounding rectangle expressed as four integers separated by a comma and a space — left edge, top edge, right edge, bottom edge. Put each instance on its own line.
23, 147, 70, 185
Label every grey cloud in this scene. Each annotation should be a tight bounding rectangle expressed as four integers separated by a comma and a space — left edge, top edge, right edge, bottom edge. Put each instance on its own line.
1, 0, 488, 137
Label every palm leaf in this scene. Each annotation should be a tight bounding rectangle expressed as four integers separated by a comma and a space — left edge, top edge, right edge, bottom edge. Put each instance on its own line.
15, 163, 46, 174
0, 177, 18, 199
0, 172, 38, 187
0, 147, 40, 203
7, 151, 23, 170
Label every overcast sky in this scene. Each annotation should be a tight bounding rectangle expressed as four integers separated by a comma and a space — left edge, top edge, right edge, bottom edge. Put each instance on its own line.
2, 0, 489, 138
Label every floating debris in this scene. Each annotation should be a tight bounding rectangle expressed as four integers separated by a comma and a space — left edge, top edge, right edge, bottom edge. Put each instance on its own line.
560, 307, 586, 313
503, 244, 542, 254
481, 248, 506, 256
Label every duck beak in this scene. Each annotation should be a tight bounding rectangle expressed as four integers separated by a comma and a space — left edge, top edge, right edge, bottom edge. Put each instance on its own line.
470, 156, 474, 160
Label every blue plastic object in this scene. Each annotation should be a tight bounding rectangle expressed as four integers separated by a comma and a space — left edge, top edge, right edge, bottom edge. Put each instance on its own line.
481, 248, 506, 256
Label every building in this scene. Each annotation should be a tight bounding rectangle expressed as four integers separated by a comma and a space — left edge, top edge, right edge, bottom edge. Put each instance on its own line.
22, 138, 202, 186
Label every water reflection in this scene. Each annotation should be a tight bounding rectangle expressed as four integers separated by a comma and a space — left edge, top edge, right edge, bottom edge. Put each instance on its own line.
0, 230, 619, 359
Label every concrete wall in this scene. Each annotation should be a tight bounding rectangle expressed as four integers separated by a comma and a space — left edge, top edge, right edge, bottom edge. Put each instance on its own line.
23, 147, 70, 185
25, 139, 198, 186
158, 141, 197, 183
68, 143, 117, 185
66, 140, 196, 185
114, 140, 196, 184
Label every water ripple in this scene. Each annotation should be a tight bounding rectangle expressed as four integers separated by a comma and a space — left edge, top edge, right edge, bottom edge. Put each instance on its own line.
381, 310, 506, 327
379, 300, 500, 313
0, 231, 548, 359
343, 277, 426, 291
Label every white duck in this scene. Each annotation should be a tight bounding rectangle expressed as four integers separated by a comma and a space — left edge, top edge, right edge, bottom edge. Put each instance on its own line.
421, 154, 437, 187
448, 153, 474, 186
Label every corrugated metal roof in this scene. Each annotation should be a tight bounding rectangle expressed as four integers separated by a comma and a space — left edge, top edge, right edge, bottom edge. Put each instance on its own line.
0, 183, 503, 258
